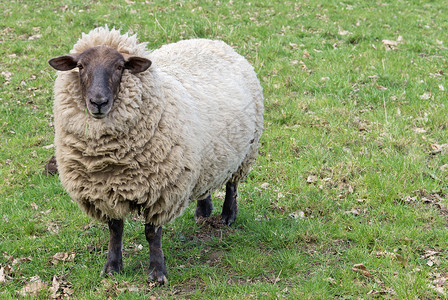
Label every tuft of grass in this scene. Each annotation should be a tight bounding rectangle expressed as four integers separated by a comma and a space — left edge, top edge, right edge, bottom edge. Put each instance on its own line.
1, 0, 448, 298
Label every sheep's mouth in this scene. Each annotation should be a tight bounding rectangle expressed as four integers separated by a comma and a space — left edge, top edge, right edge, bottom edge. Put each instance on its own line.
92, 112, 107, 119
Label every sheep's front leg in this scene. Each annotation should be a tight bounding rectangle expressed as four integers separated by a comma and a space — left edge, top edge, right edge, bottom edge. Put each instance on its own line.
194, 196, 213, 221
145, 224, 168, 285
102, 219, 124, 275
221, 181, 238, 225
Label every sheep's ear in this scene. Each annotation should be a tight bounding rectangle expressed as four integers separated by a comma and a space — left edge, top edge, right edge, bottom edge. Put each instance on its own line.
48, 54, 79, 71
124, 56, 152, 74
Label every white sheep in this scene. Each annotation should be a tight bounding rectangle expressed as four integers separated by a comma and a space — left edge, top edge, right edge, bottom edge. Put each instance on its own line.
48, 26, 263, 284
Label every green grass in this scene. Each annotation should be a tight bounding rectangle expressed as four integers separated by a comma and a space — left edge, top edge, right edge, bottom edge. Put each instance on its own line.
1, 0, 448, 298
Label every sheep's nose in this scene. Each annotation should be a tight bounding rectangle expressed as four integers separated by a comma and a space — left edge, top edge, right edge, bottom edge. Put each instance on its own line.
89, 96, 109, 109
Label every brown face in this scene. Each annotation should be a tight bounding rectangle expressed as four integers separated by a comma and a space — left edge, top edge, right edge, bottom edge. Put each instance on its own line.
49, 46, 151, 119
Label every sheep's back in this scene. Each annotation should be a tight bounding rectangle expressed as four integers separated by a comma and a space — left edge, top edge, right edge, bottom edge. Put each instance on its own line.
150, 39, 264, 200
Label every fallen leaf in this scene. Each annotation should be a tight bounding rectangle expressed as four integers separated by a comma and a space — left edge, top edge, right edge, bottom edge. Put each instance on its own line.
288, 211, 305, 219
367, 288, 395, 297
422, 250, 440, 259
49, 275, 74, 299
17, 276, 46, 297
0, 265, 12, 283
3, 252, 14, 261
432, 273, 448, 296
260, 182, 269, 189
349, 208, 360, 216
413, 127, 426, 134
289, 42, 299, 49
382, 39, 398, 46
382, 38, 402, 51
306, 175, 318, 184
28, 34, 42, 40
51, 252, 76, 265
420, 92, 431, 99
352, 263, 371, 277
439, 164, 448, 171
338, 29, 352, 36
1, 71, 12, 81
430, 144, 447, 155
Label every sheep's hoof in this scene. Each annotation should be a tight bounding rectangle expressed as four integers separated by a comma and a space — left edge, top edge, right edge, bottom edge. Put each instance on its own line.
220, 210, 237, 226
101, 261, 122, 277
195, 196, 213, 222
148, 269, 168, 285
221, 198, 238, 226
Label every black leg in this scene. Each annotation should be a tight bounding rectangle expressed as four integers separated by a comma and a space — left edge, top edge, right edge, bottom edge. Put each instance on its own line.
101, 219, 124, 276
221, 181, 238, 225
195, 196, 213, 221
145, 224, 168, 285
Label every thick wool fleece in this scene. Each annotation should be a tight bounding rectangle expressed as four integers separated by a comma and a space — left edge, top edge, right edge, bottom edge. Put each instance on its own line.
53, 26, 263, 226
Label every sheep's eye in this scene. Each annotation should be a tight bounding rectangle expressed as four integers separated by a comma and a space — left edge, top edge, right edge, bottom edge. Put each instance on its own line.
77, 64, 83, 70
117, 65, 123, 71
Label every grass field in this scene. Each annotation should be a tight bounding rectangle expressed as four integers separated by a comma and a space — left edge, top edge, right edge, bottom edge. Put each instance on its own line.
1, 0, 448, 298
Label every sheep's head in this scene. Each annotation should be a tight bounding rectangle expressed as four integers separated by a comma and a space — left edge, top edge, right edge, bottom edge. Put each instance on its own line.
49, 46, 151, 119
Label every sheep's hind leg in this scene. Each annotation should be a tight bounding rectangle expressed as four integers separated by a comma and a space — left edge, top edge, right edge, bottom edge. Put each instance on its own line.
195, 196, 213, 221
145, 224, 168, 285
221, 181, 238, 226
101, 219, 124, 276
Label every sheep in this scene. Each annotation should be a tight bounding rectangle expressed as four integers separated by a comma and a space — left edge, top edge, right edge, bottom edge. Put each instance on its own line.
48, 26, 263, 284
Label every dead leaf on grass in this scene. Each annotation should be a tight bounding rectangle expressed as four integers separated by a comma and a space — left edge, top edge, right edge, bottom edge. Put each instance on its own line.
306, 175, 318, 184
0, 265, 13, 283
28, 34, 42, 40
382, 36, 403, 51
325, 277, 338, 286
17, 275, 46, 297
367, 288, 395, 297
440, 164, 448, 171
51, 252, 76, 265
422, 250, 440, 259
352, 263, 371, 277
288, 211, 305, 219
101, 278, 154, 295
289, 42, 299, 49
49, 275, 74, 299
430, 143, 447, 155
413, 127, 426, 134
420, 92, 432, 100
422, 250, 442, 267
3, 252, 14, 262
1, 71, 12, 84
338, 28, 352, 36
432, 273, 448, 296
375, 250, 408, 267
260, 182, 270, 189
